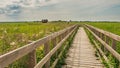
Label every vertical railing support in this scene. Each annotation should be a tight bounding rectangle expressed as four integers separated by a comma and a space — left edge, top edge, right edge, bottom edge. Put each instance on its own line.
53, 37, 58, 57
104, 36, 108, 53
53, 38, 57, 47
112, 39, 116, 50
112, 39, 118, 67
27, 49, 36, 68
44, 41, 50, 68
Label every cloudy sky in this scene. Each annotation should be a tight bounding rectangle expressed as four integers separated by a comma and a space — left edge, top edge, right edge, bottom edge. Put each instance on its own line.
0, 0, 120, 21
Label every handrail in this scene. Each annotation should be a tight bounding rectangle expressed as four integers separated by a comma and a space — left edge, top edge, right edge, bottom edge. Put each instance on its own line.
0, 25, 78, 68
85, 26, 120, 61
85, 24, 120, 42
84, 24, 120, 67
34, 25, 77, 68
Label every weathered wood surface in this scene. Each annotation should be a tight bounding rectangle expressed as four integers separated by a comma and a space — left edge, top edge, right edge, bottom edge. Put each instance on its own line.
62, 27, 104, 68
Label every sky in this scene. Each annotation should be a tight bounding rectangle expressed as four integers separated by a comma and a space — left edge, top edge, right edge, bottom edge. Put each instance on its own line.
0, 0, 120, 21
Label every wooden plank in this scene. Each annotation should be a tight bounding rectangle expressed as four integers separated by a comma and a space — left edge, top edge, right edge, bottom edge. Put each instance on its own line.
63, 27, 104, 68
85, 26, 120, 62
34, 26, 76, 68
0, 25, 76, 68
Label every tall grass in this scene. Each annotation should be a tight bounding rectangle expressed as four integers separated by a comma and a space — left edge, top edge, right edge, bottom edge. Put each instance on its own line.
87, 22, 120, 35
0, 22, 73, 55
0, 22, 74, 68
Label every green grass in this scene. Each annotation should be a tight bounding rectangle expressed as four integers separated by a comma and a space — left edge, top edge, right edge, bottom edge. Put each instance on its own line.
0, 22, 74, 55
87, 22, 120, 35
0, 22, 74, 68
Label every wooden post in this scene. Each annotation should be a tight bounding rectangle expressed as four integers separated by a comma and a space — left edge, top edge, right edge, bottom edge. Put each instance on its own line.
59, 34, 62, 42
67, 29, 70, 35
102, 34, 105, 51
27, 49, 36, 68
63, 31, 66, 38
104, 36, 109, 56
112, 39, 118, 67
95, 31, 98, 36
102, 34, 104, 41
60, 34, 63, 41
112, 39, 116, 50
106, 36, 109, 44
44, 41, 50, 68
103, 34, 106, 52
53, 38, 58, 57
65, 30, 68, 37
98, 32, 101, 38
95, 30, 98, 35
100, 33, 102, 39
53, 38, 57, 47
62, 33, 65, 39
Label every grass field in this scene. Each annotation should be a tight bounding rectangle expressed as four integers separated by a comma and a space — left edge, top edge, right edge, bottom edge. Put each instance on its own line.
87, 22, 120, 35
0, 22, 75, 68
0, 22, 74, 55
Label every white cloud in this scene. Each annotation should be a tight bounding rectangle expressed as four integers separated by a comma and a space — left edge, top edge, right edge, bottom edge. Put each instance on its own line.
0, 0, 58, 15
0, 0, 120, 21
0, 0, 58, 8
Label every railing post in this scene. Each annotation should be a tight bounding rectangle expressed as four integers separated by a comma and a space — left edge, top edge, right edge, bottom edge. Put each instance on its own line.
99, 33, 104, 51
104, 36, 108, 52
112, 39, 116, 50
102, 34, 105, 41
112, 39, 118, 67
100, 33, 102, 40
53, 37, 58, 57
44, 41, 50, 68
98, 32, 101, 38
62, 32, 65, 39
53, 38, 57, 47
63, 31, 66, 38
95, 30, 98, 35
101, 34, 105, 51
27, 49, 36, 68
59, 34, 62, 42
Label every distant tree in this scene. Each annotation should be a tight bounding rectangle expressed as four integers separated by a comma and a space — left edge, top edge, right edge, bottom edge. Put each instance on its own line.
42, 19, 48, 23
58, 20, 62, 22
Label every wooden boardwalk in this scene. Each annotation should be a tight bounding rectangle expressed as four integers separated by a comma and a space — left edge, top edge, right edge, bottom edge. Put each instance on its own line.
62, 27, 104, 68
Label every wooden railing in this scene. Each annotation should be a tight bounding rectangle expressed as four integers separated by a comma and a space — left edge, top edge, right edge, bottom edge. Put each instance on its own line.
0, 25, 78, 68
84, 24, 120, 68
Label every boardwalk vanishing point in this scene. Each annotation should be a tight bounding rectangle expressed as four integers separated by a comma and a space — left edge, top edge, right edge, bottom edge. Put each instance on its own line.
62, 27, 104, 68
